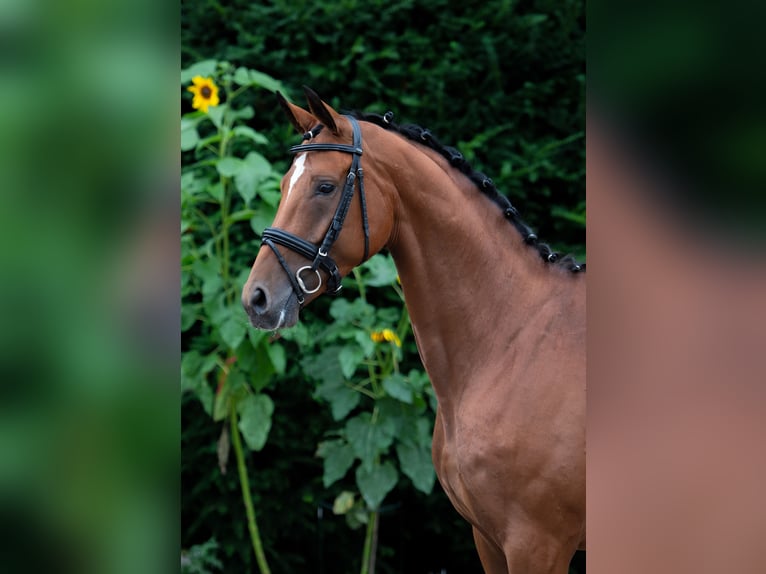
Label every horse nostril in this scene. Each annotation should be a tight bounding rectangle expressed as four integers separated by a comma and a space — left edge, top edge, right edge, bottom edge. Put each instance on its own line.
250, 287, 268, 314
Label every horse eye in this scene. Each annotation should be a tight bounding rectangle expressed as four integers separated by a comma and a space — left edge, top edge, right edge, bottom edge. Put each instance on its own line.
316, 182, 336, 195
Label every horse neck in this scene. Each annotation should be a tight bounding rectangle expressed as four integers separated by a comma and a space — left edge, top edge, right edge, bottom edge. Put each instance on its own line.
378, 138, 571, 405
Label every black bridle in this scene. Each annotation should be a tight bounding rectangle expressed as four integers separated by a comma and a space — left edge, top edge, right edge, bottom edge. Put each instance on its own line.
260, 115, 370, 305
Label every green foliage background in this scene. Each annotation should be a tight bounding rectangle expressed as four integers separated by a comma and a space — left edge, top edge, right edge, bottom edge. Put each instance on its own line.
182, 1, 584, 573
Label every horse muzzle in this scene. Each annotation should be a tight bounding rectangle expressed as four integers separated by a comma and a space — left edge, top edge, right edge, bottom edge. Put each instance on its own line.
241, 280, 300, 330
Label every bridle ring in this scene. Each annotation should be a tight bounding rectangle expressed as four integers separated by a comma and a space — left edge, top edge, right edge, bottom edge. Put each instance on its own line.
296, 266, 322, 294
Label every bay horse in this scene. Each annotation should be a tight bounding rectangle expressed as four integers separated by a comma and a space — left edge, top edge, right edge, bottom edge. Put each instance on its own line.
242, 87, 586, 573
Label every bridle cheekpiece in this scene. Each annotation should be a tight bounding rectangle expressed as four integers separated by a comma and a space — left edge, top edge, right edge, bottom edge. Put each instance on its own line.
260, 115, 370, 305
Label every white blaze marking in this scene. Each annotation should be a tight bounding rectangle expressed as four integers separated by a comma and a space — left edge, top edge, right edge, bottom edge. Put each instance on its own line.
286, 153, 307, 199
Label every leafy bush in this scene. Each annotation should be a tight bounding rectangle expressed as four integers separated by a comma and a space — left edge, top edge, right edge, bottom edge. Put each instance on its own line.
182, 0, 585, 255
182, 537, 223, 574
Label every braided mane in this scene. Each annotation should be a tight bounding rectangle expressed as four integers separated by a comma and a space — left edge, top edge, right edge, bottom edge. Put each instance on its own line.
350, 110, 585, 273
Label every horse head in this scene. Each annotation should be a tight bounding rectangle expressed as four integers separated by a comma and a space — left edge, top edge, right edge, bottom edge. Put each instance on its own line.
242, 87, 394, 330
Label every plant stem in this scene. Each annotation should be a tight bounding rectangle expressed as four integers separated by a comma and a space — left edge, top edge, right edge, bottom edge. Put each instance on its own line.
217, 105, 234, 301
369, 510, 380, 574
359, 509, 380, 574
396, 304, 410, 341
352, 267, 367, 302
352, 267, 381, 391
230, 407, 272, 574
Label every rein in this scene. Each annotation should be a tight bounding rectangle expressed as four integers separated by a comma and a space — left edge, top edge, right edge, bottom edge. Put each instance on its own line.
261, 115, 370, 304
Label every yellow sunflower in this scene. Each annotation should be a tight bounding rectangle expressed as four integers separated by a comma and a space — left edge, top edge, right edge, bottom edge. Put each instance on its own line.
370, 329, 402, 348
187, 75, 220, 113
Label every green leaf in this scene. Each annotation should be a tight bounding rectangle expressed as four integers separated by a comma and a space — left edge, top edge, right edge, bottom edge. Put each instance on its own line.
181, 303, 198, 332
551, 205, 586, 227
181, 116, 199, 131
231, 125, 269, 145
266, 342, 286, 375
181, 171, 205, 199
247, 326, 267, 349
407, 369, 430, 393
234, 152, 272, 204
249, 70, 284, 93
396, 442, 435, 495
181, 351, 215, 392
225, 209, 257, 225
345, 504, 369, 530
329, 298, 375, 327
523, 13, 548, 26
212, 379, 229, 422
413, 416, 433, 450
376, 397, 424, 438
315, 378, 361, 421
181, 351, 218, 415
237, 394, 275, 451
232, 67, 284, 93
181, 126, 199, 151
338, 345, 364, 378
218, 315, 246, 349
278, 321, 311, 346
229, 105, 254, 122
354, 330, 376, 357
194, 133, 222, 152
382, 373, 413, 404
301, 346, 343, 385
302, 344, 360, 419
192, 256, 223, 298
228, 370, 249, 403
258, 189, 281, 207
356, 461, 398, 510
181, 59, 218, 84
345, 412, 395, 470
234, 335, 258, 373
317, 440, 355, 488
207, 104, 225, 129
375, 306, 400, 325
204, 294, 227, 331
212, 370, 248, 422
207, 182, 224, 203
232, 66, 251, 86
246, 338, 276, 392
250, 205, 278, 236
359, 254, 398, 287
216, 157, 242, 178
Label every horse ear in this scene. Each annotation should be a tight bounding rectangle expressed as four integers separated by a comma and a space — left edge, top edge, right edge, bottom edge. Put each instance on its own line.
276, 91, 317, 134
303, 86, 340, 135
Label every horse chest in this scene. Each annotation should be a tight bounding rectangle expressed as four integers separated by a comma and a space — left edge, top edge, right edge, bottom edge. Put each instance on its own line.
432, 404, 521, 528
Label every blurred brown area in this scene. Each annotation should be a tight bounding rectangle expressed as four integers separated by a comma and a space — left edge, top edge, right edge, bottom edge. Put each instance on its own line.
588, 115, 766, 574
587, 0, 766, 564
588, 1, 766, 572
